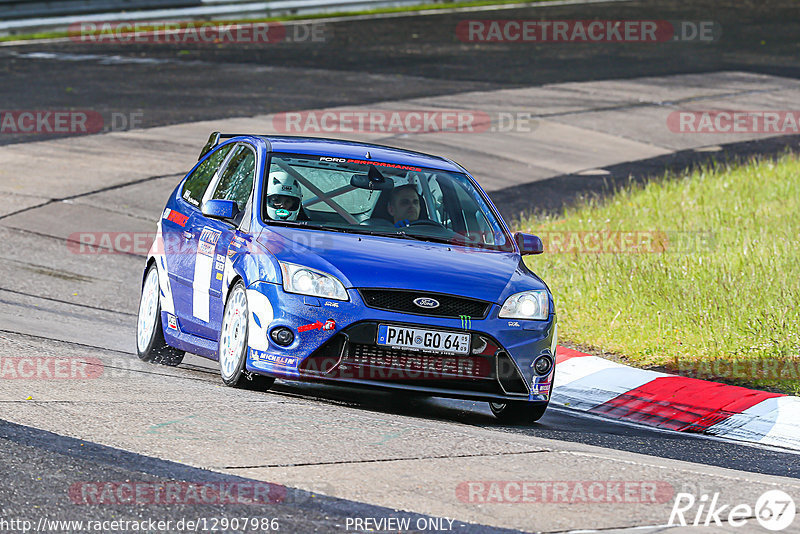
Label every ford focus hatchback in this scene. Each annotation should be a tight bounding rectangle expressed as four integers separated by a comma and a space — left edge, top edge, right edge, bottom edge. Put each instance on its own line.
136, 133, 557, 423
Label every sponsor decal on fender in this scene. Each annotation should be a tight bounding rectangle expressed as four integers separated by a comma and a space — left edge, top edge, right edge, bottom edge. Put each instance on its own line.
198, 227, 221, 256
251, 349, 298, 368
531, 382, 551, 394
163, 208, 188, 227
298, 319, 336, 333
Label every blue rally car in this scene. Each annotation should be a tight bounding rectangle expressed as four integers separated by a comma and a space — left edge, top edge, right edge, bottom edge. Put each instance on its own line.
136, 133, 557, 422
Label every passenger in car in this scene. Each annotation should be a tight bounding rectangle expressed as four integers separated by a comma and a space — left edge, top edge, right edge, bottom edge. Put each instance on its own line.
266, 171, 303, 221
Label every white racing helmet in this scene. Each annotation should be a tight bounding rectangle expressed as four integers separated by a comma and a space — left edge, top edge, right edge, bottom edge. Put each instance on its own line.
266, 171, 303, 221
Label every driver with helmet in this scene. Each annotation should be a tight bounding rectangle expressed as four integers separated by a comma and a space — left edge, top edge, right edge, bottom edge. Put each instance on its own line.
266, 171, 303, 221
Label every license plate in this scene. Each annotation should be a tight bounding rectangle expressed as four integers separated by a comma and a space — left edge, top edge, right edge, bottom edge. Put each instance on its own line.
376, 325, 470, 355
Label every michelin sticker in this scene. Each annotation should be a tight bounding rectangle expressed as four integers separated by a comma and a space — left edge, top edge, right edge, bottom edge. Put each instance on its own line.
251, 349, 298, 368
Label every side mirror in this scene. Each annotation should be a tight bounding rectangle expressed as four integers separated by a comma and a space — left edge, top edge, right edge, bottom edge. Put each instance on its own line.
202, 199, 240, 220
514, 232, 543, 255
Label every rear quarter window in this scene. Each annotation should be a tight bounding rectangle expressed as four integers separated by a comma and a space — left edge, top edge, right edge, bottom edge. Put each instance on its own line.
181, 144, 233, 207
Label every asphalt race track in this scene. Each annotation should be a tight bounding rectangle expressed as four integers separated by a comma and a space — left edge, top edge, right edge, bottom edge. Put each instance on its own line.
1, 0, 800, 532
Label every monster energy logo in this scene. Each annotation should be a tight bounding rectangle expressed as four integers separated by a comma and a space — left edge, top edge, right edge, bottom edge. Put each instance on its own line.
460, 315, 471, 330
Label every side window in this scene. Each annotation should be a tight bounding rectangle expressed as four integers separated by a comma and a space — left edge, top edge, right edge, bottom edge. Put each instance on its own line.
212, 145, 256, 212
452, 181, 496, 244
181, 144, 233, 207
429, 175, 454, 229
427, 176, 447, 226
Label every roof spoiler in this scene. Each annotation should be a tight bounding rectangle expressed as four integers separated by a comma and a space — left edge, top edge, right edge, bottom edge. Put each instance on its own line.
198, 132, 249, 161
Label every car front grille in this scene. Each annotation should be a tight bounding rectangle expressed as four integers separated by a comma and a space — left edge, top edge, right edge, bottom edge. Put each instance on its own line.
358, 289, 491, 319
298, 323, 531, 397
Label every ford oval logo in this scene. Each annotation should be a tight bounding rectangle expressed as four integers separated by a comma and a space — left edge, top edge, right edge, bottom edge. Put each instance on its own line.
413, 297, 440, 309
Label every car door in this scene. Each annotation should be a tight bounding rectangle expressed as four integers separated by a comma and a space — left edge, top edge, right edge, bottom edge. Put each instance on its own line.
167, 143, 235, 329
179, 143, 258, 340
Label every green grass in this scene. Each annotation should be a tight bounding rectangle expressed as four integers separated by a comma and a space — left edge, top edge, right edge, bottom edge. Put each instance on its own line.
0, 0, 542, 42
518, 154, 800, 395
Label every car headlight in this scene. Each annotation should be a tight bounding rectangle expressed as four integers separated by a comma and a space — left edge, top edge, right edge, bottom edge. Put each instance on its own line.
498, 290, 549, 320
279, 262, 349, 301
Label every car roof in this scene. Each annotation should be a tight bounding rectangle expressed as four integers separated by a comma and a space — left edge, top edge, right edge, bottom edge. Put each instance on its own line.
250, 135, 464, 173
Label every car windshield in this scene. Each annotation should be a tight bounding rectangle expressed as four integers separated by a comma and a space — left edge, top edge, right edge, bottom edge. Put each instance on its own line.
261, 152, 514, 252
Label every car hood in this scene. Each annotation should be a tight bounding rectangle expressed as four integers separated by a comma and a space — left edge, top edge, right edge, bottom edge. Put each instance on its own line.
258, 226, 545, 303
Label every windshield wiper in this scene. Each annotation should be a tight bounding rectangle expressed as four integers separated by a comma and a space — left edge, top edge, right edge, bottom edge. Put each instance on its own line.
311, 224, 409, 239
268, 221, 489, 248
264, 220, 310, 228
397, 231, 494, 249
307, 224, 354, 234
266, 221, 365, 235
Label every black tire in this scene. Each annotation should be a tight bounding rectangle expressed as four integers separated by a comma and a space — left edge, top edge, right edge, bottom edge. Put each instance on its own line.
489, 401, 549, 424
136, 264, 184, 366
218, 281, 276, 391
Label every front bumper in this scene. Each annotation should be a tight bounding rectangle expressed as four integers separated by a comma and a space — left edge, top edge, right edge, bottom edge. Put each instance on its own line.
245, 282, 556, 403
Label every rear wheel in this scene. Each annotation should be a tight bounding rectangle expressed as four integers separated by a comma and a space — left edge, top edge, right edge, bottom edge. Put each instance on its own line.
219, 282, 275, 390
136, 264, 184, 366
489, 401, 548, 424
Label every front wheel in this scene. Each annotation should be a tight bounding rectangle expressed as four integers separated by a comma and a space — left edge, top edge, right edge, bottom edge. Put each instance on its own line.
136, 264, 184, 366
218, 282, 275, 390
489, 401, 548, 424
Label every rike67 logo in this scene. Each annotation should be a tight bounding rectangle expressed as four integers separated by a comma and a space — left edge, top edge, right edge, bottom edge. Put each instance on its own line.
669, 490, 796, 531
